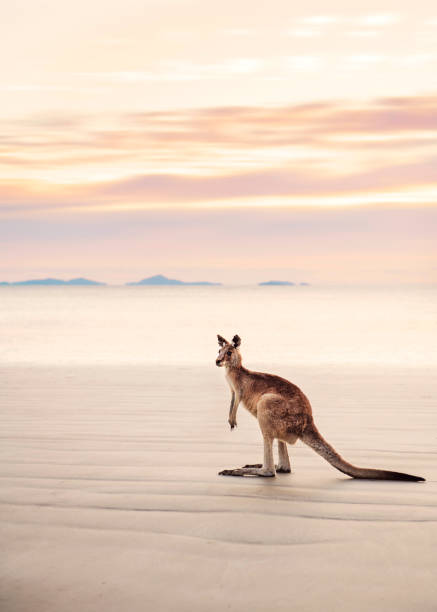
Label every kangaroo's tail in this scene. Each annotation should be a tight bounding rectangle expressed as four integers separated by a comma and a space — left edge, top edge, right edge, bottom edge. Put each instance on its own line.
301, 423, 425, 482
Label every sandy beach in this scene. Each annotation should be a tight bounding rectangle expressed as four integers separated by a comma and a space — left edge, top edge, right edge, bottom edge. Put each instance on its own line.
1, 363, 436, 612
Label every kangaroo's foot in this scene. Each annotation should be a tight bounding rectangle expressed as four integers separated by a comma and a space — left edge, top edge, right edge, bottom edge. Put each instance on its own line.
276, 466, 291, 473
219, 467, 275, 477
244, 463, 291, 473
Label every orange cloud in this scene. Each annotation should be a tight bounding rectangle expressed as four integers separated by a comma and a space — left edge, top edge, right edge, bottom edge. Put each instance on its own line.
1, 94, 437, 212
1, 159, 437, 215
2, 95, 437, 154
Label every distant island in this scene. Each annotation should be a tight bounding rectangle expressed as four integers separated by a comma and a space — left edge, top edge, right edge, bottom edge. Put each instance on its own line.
126, 274, 222, 286
259, 280, 295, 286
258, 280, 310, 286
0, 277, 106, 286
0, 274, 310, 287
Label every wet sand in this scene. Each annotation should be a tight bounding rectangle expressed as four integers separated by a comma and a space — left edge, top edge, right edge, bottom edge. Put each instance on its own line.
1, 364, 436, 611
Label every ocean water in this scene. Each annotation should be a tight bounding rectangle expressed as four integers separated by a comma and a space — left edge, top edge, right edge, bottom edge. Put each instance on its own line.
0, 285, 435, 367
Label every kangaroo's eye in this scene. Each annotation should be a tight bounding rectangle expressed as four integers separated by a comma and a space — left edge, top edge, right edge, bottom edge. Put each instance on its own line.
227, 350, 232, 356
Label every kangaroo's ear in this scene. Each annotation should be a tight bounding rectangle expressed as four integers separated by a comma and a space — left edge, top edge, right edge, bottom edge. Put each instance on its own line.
232, 334, 241, 348
217, 334, 227, 346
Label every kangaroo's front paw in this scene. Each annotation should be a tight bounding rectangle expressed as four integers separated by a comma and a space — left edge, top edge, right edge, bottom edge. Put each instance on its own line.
228, 419, 237, 430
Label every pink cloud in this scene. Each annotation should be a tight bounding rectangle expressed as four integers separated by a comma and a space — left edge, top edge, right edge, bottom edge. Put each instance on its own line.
2, 95, 437, 157
1, 94, 436, 212
1, 156, 436, 213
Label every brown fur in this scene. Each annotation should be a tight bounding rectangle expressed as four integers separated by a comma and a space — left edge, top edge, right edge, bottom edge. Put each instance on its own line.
216, 334, 425, 482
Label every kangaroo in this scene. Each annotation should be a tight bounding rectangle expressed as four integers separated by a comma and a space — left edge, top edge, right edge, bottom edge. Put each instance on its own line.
216, 334, 425, 482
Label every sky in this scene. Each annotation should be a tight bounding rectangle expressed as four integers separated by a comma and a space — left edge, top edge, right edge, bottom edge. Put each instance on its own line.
1, 0, 437, 284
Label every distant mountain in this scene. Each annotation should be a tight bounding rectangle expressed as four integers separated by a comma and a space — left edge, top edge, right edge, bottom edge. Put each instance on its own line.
258, 280, 295, 286
126, 274, 221, 286
0, 277, 106, 286
64, 277, 106, 286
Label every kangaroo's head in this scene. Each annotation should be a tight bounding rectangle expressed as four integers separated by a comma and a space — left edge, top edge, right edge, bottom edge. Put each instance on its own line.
216, 334, 242, 368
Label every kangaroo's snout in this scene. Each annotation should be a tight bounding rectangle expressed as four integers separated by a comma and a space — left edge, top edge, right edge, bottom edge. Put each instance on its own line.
216, 358, 223, 367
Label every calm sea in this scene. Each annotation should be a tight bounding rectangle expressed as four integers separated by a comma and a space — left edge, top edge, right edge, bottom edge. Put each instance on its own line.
0, 285, 435, 367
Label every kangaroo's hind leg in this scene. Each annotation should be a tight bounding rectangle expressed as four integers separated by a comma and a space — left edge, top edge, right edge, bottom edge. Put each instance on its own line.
219, 435, 276, 477
243, 439, 294, 471
277, 440, 291, 473
218, 393, 285, 478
